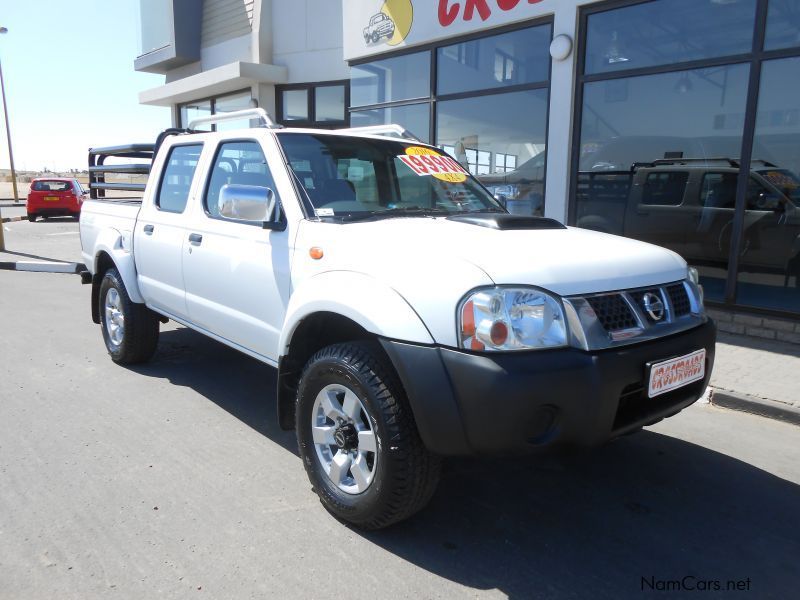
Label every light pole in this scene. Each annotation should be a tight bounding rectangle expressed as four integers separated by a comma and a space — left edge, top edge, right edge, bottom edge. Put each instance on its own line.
0, 26, 16, 251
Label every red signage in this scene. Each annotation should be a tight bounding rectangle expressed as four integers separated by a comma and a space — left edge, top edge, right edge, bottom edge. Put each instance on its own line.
438, 0, 546, 26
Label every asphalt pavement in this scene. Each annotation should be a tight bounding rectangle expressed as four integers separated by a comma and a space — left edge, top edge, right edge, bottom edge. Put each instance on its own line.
0, 213, 798, 599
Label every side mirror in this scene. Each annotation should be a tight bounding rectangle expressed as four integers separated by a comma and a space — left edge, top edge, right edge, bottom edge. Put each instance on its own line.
755, 192, 782, 212
219, 184, 284, 230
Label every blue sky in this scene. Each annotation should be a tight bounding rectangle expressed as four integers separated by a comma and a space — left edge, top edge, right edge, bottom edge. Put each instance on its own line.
0, 0, 170, 171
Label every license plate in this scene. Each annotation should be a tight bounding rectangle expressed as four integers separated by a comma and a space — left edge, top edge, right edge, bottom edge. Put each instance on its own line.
647, 349, 706, 398
44, 195, 59, 202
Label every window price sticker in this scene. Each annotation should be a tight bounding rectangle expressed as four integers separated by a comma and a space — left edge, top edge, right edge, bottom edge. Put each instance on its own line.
398, 146, 468, 183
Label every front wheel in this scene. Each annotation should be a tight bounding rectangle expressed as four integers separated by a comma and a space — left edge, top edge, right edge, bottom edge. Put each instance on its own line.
27, 214, 36, 222
296, 342, 441, 530
99, 268, 160, 364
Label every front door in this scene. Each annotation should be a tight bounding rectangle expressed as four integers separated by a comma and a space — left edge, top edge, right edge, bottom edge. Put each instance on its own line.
182, 139, 292, 362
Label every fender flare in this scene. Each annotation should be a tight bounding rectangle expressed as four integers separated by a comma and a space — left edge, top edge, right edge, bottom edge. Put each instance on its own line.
279, 271, 434, 355
92, 228, 144, 304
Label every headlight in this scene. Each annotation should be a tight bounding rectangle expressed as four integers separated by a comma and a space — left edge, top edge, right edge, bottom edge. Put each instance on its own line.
458, 287, 567, 351
687, 266, 705, 309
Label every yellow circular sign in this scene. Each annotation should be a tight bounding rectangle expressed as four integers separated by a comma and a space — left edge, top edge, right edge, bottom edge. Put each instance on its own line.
404, 146, 468, 183
381, 0, 413, 46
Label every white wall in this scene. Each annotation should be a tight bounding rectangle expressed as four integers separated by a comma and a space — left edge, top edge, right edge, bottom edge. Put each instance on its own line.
271, 0, 350, 83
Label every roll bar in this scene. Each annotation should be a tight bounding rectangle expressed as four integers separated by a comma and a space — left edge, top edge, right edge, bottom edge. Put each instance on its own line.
337, 124, 421, 141
188, 108, 279, 130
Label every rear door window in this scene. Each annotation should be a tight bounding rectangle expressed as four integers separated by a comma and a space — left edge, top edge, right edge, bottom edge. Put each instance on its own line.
156, 144, 203, 213
641, 172, 688, 206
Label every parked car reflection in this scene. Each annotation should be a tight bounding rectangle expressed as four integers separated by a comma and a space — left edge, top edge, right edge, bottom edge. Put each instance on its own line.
478, 151, 546, 216
576, 158, 800, 290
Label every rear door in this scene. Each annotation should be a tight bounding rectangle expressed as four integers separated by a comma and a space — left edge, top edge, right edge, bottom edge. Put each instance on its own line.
134, 143, 204, 320
624, 170, 692, 253
182, 138, 292, 362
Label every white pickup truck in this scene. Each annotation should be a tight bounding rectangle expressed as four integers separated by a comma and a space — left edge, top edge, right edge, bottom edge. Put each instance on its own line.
80, 109, 716, 529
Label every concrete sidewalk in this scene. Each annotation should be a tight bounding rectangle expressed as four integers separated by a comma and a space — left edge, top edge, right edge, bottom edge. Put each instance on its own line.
710, 332, 800, 425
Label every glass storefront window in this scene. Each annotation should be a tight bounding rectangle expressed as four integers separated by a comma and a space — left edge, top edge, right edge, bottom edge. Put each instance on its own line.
574, 64, 751, 301
437, 89, 549, 216
180, 99, 211, 131
765, 0, 800, 51
584, 0, 757, 75
437, 25, 551, 95
735, 56, 800, 312
350, 52, 430, 107
315, 85, 346, 122
283, 89, 309, 121
139, 0, 172, 55
214, 92, 254, 131
350, 103, 430, 143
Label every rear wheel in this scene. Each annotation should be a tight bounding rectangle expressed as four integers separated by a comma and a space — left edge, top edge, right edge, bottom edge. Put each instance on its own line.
27, 214, 36, 222
296, 341, 441, 530
99, 268, 159, 364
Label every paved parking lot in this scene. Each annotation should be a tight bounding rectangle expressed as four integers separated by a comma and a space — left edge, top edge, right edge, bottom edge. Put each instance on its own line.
1, 219, 798, 599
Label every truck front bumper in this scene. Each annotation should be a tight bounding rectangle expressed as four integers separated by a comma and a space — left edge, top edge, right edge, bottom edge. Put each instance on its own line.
380, 319, 716, 456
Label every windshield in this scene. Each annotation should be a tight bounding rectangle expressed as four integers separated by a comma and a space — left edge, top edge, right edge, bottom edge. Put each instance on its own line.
277, 133, 505, 220
756, 168, 800, 203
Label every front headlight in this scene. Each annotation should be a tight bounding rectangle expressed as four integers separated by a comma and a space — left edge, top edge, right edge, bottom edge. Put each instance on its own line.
687, 266, 705, 309
458, 287, 568, 351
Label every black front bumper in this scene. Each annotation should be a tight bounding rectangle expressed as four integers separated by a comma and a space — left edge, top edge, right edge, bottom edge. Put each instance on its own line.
380, 320, 716, 456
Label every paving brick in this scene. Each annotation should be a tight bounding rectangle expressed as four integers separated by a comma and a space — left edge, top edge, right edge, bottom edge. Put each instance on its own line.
776, 330, 800, 345
733, 314, 763, 327
717, 321, 746, 335
706, 309, 732, 322
762, 317, 796, 333
745, 326, 776, 340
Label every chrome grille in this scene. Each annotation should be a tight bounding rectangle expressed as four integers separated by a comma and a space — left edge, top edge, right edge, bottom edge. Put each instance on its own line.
564, 281, 703, 351
628, 288, 664, 324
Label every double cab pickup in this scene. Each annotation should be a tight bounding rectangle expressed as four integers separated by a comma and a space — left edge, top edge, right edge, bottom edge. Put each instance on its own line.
80, 109, 715, 529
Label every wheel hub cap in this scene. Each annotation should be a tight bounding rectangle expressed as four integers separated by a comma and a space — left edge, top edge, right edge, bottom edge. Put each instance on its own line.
311, 384, 378, 495
333, 422, 358, 451
104, 288, 125, 347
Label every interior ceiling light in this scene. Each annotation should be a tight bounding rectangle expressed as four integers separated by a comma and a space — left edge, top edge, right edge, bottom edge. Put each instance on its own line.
675, 73, 693, 93
605, 31, 630, 64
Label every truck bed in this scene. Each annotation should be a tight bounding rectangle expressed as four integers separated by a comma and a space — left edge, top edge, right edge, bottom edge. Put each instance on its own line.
79, 198, 142, 273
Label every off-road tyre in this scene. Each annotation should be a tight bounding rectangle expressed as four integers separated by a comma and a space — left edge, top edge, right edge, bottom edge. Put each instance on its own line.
296, 341, 441, 530
99, 268, 160, 364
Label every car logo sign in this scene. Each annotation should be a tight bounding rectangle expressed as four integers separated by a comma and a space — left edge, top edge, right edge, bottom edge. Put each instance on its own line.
642, 292, 665, 321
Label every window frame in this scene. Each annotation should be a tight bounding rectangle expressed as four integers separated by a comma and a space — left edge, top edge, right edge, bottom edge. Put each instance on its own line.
177, 88, 253, 131
347, 17, 554, 145
200, 138, 284, 227
570, 0, 800, 319
154, 142, 204, 214
276, 80, 350, 128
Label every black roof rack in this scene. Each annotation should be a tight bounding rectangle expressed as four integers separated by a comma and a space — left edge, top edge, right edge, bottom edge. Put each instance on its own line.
631, 157, 778, 172
88, 128, 192, 199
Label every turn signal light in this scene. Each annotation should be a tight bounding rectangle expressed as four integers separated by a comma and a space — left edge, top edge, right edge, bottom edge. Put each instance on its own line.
309, 247, 324, 260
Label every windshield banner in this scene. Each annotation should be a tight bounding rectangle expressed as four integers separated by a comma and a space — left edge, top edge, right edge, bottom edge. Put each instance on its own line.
398, 147, 469, 182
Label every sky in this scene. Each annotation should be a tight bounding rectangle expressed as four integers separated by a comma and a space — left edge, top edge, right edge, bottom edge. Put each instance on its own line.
0, 0, 170, 172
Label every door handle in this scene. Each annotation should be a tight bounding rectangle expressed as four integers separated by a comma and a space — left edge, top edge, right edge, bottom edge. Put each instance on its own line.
143, 224, 154, 235
188, 233, 203, 244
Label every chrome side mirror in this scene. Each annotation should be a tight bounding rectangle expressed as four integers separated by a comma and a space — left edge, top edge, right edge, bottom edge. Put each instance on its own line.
219, 184, 283, 229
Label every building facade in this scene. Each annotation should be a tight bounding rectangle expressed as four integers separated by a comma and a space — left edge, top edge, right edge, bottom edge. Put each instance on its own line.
136, 0, 800, 326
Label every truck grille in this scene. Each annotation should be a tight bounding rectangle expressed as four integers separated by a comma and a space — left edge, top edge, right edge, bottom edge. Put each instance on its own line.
666, 283, 691, 317
579, 281, 695, 334
585, 294, 638, 331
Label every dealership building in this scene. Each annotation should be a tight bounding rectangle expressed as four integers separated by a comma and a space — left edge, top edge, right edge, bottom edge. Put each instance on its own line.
136, 0, 800, 331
